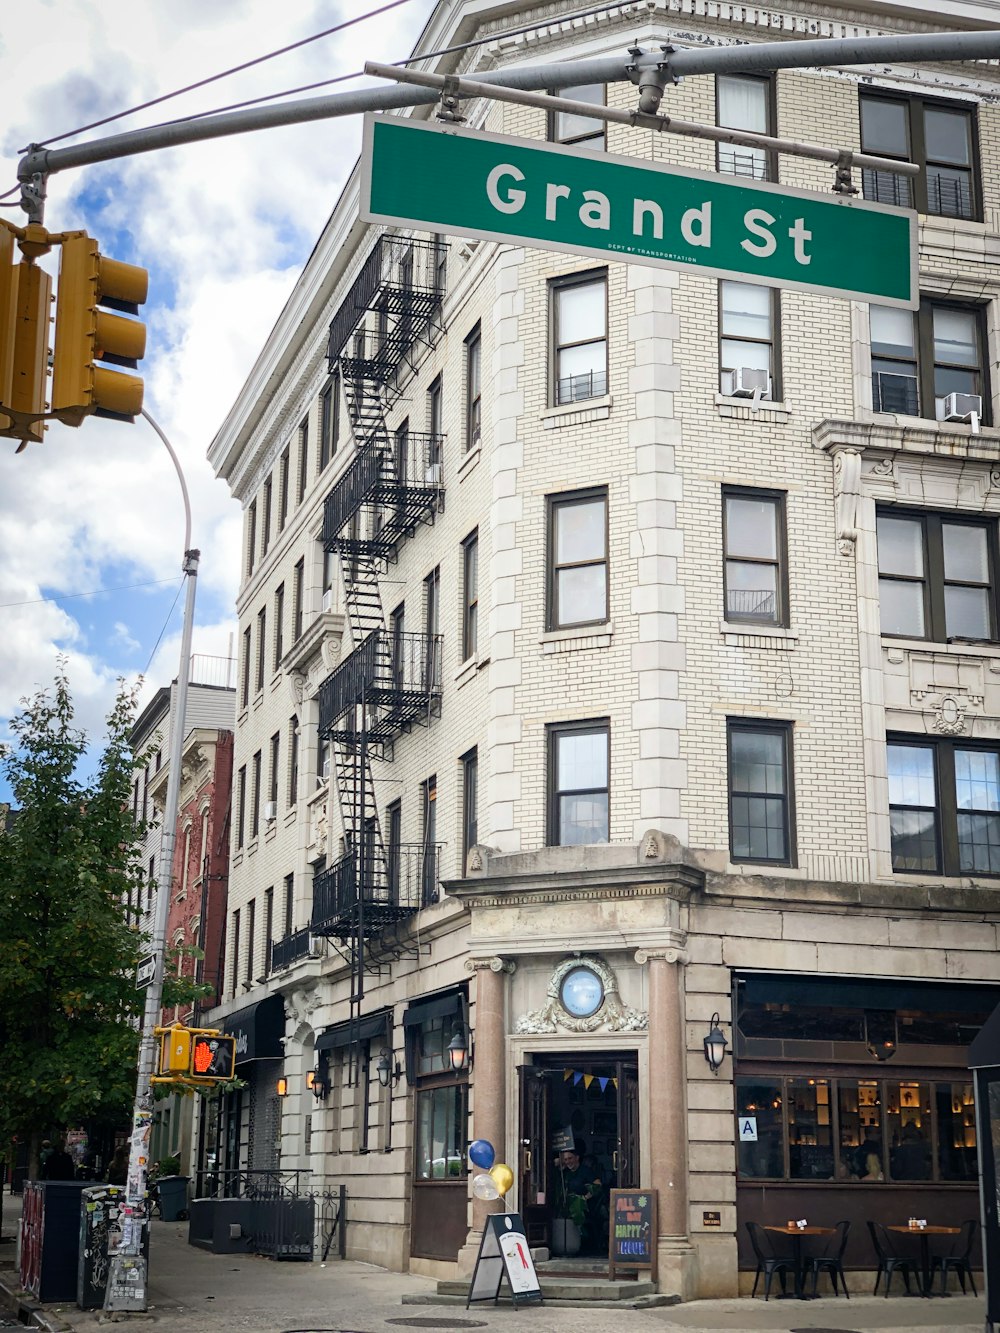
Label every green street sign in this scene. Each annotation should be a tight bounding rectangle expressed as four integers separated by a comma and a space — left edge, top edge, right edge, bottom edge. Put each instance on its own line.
361, 115, 917, 308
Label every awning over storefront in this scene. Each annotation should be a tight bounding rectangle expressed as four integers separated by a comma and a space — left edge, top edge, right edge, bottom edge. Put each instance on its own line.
740, 972, 1000, 1015
223, 994, 285, 1064
402, 990, 464, 1027
969, 1001, 1000, 1068
316, 1009, 391, 1051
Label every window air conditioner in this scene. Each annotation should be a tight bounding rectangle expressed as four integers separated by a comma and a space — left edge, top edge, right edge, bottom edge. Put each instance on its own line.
722, 367, 771, 400
264, 800, 276, 823
307, 934, 322, 959
425, 462, 442, 484
322, 588, 334, 613
943, 392, 983, 424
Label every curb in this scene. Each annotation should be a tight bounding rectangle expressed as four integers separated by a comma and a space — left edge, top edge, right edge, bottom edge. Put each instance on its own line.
0, 1269, 73, 1333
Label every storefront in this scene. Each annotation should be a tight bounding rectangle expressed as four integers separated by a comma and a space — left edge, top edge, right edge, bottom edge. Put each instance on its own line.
733, 973, 997, 1272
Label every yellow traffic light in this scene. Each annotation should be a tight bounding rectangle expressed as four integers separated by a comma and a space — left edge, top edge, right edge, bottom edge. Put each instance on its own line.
0, 221, 50, 448
158, 1026, 192, 1076
51, 233, 147, 426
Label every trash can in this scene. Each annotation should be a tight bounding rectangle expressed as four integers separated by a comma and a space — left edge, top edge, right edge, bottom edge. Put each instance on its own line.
156, 1176, 190, 1222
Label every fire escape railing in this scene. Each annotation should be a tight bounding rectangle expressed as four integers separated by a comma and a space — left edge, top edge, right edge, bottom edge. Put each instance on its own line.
318, 630, 443, 743
269, 927, 313, 973
311, 842, 442, 939
322, 432, 445, 558
327, 235, 445, 371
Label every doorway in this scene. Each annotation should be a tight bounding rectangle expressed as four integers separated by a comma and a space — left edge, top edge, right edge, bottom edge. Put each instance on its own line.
518, 1052, 639, 1254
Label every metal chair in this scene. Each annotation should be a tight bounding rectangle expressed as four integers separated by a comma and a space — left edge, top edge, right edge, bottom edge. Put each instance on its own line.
935, 1219, 978, 1296
805, 1219, 851, 1297
867, 1219, 914, 1297
746, 1221, 795, 1300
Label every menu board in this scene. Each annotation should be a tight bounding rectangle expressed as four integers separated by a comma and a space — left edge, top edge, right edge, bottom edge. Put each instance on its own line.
608, 1188, 658, 1282
467, 1213, 543, 1309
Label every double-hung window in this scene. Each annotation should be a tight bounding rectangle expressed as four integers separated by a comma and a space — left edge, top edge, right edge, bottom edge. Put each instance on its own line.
552, 272, 607, 406
876, 510, 996, 642
421, 775, 437, 906
548, 84, 606, 148
246, 501, 257, 578
465, 324, 481, 451
548, 488, 608, 630
716, 75, 773, 180
548, 720, 610, 846
860, 92, 977, 220
723, 489, 787, 626
319, 374, 338, 471
256, 606, 267, 692
461, 748, 478, 872
462, 529, 478, 661
720, 281, 777, 399
870, 301, 987, 422
888, 738, 1000, 875
728, 721, 794, 865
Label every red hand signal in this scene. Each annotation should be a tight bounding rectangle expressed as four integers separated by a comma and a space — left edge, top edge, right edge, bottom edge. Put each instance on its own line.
193, 1041, 213, 1074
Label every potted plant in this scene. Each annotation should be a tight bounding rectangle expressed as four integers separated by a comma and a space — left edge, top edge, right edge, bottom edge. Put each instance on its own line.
551, 1179, 587, 1257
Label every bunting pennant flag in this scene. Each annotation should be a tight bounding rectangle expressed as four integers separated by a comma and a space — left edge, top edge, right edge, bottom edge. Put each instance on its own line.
560, 1067, 619, 1093
583, 1074, 594, 1089
563, 1069, 573, 1082
573, 1071, 584, 1086
612, 1077, 618, 1088
598, 1076, 609, 1093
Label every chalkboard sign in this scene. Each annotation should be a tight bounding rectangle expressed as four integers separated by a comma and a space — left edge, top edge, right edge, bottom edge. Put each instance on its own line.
608, 1188, 658, 1282
467, 1213, 543, 1309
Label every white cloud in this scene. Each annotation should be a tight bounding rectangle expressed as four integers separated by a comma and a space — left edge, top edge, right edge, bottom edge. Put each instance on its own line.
0, 0, 437, 781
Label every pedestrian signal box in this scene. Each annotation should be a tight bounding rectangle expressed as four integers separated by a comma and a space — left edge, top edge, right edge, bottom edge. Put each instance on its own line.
190, 1034, 236, 1081
159, 1026, 191, 1075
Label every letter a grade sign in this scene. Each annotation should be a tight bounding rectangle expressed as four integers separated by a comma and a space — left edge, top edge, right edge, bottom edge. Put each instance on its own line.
361, 115, 916, 308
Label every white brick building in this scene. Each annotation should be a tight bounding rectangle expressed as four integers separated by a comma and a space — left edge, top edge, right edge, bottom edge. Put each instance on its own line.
203, 0, 1000, 1297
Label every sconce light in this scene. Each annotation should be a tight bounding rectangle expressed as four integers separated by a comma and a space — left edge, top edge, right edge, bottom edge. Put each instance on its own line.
703, 1013, 729, 1075
306, 1068, 329, 1101
446, 1025, 470, 1073
276, 1076, 289, 1097
375, 1049, 402, 1089
865, 1009, 897, 1062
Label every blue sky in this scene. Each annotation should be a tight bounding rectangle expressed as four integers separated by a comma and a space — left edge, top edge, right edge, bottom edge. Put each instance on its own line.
0, 0, 437, 804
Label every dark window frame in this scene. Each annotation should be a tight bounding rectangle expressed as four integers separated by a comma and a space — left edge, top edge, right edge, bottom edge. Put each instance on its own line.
278, 446, 290, 531
269, 731, 280, 808
273, 583, 285, 671
421, 774, 438, 907
462, 529, 479, 661
727, 719, 796, 867
241, 626, 251, 710
319, 373, 339, 472
251, 750, 262, 840
888, 734, 1000, 878
871, 299, 990, 424
461, 747, 478, 873
550, 269, 608, 407
293, 558, 304, 642
715, 72, 777, 181
236, 765, 247, 849
256, 606, 267, 693
547, 83, 607, 148
464, 323, 482, 452
718, 279, 781, 400
296, 416, 309, 505
246, 500, 257, 579
547, 718, 611, 847
859, 89, 980, 222
288, 716, 299, 808
547, 486, 609, 631
722, 486, 789, 628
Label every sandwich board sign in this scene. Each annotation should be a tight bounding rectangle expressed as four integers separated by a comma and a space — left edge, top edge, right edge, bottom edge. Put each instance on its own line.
361, 114, 917, 309
467, 1212, 543, 1309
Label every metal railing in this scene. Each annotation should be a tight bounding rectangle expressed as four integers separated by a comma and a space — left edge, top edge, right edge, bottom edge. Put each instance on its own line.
194, 1167, 312, 1200
862, 167, 973, 220
311, 841, 442, 933
556, 367, 608, 406
189, 653, 237, 689
322, 433, 444, 548
318, 630, 442, 735
725, 589, 777, 621
328, 235, 445, 367
270, 926, 314, 973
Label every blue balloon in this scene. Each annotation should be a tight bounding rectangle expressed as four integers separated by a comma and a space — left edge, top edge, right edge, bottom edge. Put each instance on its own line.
468, 1139, 495, 1170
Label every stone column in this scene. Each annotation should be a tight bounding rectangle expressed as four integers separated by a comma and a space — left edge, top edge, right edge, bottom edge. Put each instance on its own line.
636, 946, 697, 1299
456, 956, 515, 1276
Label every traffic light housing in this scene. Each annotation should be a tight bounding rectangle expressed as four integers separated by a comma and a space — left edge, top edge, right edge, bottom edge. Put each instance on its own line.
158, 1026, 192, 1076
0, 221, 51, 448
190, 1034, 236, 1081
51, 233, 147, 426
154, 1025, 237, 1084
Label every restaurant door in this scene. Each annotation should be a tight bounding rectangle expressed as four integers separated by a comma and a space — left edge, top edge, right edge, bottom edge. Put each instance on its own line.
517, 1053, 640, 1250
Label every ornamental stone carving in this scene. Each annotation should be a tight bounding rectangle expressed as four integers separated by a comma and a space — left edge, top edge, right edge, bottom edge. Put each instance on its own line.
931, 694, 969, 736
514, 955, 647, 1035
832, 447, 863, 556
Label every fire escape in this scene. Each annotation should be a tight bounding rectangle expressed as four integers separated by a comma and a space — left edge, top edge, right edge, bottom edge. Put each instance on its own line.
312, 234, 446, 1049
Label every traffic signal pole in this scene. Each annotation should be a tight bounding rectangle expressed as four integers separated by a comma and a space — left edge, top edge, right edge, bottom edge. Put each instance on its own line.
104, 413, 198, 1314
16, 29, 1000, 224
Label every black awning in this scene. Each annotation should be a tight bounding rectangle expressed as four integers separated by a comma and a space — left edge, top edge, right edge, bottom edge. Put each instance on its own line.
316, 1009, 391, 1052
402, 990, 464, 1028
739, 972, 1000, 1016
969, 1001, 1000, 1069
223, 993, 285, 1064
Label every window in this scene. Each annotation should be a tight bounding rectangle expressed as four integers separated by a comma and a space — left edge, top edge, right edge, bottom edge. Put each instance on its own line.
728, 721, 794, 865
462, 748, 478, 872
230, 908, 240, 996
421, 775, 437, 906
297, 416, 309, 504
256, 606, 267, 692
319, 375, 338, 471
552, 271, 607, 405
434, 233, 447, 292
427, 376, 443, 478
317, 733, 330, 787
245, 898, 256, 984
860, 92, 977, 220
424, 566, 440, 690
390, 603, 405, 690
283, 872, 294, 937
264, 886, 274, 975
288, 716, 299, 807
462, 530, 478, 660
548, 84, 606, 148
465, 324, 482, 451
719, 280, 777, 398
293, 558, 304, 641
548, 720, 610, 846
888, 737, 1000, 876
261, 477, 272, 557
147, 854, 155, 913
322, 547, 336, 612
387, 798, 402, 897
269, 731, 280, 808
236, 765, 246, 849
273, 584, 284, 671
250, 751, 262, 839
241, 626, 251, 709
723, 489, 787, 626
876, 510, 996, 642
870, 300, 987, 423
278, 446, 290, 531
548, 488, 608, 630
142, 766, 149, 823
245, 500, 257, 578
716, 74, 773, 180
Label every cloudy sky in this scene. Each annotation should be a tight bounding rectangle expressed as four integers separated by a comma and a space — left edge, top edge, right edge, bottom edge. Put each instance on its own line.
0, 0, 438, 799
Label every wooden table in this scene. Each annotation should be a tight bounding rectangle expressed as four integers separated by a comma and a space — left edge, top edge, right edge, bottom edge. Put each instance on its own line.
763, 1224, 835, 1299
886, 1224, 960, 1296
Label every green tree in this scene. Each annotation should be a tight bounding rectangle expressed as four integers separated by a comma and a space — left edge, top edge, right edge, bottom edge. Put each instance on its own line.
0, 668, 148, 1165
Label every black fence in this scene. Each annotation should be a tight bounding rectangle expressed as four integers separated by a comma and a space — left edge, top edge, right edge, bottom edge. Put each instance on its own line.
270, 926, 313, 973
311, 842, 442, 936
190, 1171, 346, 1263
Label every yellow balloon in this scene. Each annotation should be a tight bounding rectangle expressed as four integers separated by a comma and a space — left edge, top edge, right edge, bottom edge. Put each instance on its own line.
489, 1163, 514, 1197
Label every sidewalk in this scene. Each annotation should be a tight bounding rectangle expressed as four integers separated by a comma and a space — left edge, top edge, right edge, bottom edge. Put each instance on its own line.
0, 1192, 989, 1333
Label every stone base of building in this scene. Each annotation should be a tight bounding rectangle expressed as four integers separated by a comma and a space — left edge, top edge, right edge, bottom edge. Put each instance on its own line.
656, 1235, 699, 1301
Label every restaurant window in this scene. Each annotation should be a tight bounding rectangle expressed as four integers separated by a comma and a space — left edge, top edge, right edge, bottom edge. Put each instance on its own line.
465, 324, 482, 451
548, 719, 610, 846
716, 74, 773, 180
719, 280, 778, 399
723, 488, 787, 626
552, 271, 607, 406
548, 487, 608, 630
462, 529, 478, 660
548, 84, 606, 148
888, 736, 1000, 876
877, 509, 996, 642
870, 300, 988, 422
860, 92, 977, 220
788, 1078, 833, 1181
408, 1006, 469, 1182
728, 720, 794, 866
